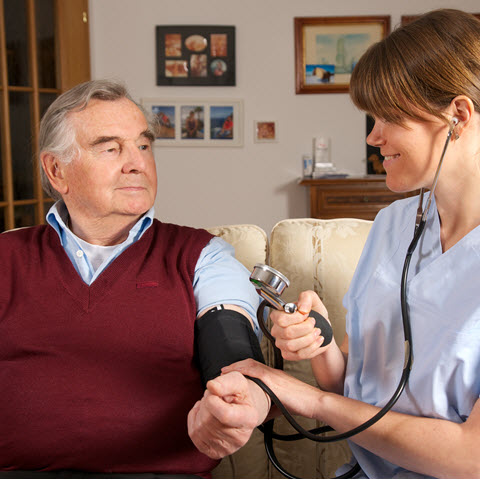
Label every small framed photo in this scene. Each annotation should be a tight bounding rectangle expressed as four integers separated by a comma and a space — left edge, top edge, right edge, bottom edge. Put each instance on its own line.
294, 16, 390, 94
156, 25, 235, 86
142, 98, 243, 147
254, 121, 277, 143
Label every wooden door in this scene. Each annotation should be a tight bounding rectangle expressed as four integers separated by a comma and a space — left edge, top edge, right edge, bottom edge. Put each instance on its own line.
0, 0, 90, 232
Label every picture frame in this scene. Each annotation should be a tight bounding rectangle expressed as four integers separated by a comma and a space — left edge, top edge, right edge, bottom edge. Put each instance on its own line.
294, 16, 390, 94
142, 98, 243, 147
156, 25, 235, 86
254, 121, 278, 143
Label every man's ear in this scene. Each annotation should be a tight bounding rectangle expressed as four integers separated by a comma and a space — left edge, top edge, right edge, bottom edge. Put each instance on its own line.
40, 152, 68, 195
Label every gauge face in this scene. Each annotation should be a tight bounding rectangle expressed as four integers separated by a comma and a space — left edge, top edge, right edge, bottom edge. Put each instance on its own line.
185, 35, 207, 52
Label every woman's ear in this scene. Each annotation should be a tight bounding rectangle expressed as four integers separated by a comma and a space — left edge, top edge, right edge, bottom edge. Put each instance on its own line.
450, 95, 475, 138
40, 153, 69, 195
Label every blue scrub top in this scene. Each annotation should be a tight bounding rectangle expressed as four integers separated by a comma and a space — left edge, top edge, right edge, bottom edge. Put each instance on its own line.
343, 195, 480, 478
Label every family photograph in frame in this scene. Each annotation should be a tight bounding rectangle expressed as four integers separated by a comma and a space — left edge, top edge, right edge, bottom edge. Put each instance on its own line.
254, 121, 278, 143
156, 25, 235, 86
142, 98, 243, 147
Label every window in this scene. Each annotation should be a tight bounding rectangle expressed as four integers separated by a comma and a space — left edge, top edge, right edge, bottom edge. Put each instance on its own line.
0, 0, 90, 232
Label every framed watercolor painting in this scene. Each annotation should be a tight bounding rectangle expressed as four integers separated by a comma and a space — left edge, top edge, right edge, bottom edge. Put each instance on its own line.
294, 16, 390, 94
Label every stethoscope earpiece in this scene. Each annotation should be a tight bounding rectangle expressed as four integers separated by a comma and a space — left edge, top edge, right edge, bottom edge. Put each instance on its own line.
451, 117, 460, 140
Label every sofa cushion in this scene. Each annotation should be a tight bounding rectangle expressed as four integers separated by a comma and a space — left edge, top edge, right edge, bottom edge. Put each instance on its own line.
269, 218, 372, 344
206, 224, 268, 271
209, 218, 373, 479
267, 218, 372, 478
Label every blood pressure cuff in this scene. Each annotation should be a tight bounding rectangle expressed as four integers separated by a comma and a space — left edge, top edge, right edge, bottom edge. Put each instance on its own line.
194, 307, 265, 387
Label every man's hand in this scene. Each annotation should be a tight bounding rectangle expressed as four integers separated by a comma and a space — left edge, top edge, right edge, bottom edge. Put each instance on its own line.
187, 371, 271, 459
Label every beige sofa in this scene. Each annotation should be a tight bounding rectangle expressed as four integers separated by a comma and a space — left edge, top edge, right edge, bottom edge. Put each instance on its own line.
207, 218, 373, 479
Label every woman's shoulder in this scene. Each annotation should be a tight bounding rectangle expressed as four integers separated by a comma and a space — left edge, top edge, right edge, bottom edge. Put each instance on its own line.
346, 195, 421, 295
374, 195, 420, 229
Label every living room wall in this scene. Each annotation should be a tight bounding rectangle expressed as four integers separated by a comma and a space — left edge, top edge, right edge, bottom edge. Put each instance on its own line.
88, 0, 478, 233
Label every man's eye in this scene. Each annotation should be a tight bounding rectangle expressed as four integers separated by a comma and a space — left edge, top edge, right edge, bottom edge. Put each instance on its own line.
103, 145, 119, 154
139, 144, 150, 151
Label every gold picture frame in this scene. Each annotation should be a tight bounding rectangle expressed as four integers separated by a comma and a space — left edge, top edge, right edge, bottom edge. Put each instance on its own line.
294, 16, 390, 94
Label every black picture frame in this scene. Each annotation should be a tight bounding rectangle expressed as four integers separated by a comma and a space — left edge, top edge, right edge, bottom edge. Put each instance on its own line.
156, 25, 235, 86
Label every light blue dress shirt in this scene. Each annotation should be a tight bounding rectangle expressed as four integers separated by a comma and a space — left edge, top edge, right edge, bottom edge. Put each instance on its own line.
342, 195, 480, 478
47, 202, 261, 336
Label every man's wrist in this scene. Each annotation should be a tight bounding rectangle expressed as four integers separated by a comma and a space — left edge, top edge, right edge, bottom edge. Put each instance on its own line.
247, 378, 272, 425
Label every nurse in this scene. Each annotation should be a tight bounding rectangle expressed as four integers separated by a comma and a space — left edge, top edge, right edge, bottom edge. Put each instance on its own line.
188, 9, 480, 478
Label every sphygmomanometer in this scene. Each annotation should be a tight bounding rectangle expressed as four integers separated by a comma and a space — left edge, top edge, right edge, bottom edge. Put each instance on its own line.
195, 305, 265, 386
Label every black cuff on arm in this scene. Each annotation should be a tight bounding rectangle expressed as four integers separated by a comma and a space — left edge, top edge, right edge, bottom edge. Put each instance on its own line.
194, 307, 265, 387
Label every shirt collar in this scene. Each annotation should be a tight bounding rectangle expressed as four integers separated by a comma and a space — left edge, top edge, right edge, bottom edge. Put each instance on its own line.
46, 200, 155, 246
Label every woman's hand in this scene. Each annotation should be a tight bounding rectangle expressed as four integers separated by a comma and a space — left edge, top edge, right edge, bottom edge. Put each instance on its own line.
271, 290, 332, 361
222, 359, 323, 419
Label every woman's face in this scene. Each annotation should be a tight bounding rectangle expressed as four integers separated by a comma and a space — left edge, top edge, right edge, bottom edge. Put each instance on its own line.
366, 114, 452, 193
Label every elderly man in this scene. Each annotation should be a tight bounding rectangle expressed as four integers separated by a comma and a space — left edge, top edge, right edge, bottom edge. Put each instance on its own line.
0, 79, 269, 477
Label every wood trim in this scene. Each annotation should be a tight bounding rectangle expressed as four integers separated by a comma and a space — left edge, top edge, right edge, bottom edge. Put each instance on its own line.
0, 0, 14, 229
26, 0, 45, 223
56, 0, 91, 92
0, 0, 90, 231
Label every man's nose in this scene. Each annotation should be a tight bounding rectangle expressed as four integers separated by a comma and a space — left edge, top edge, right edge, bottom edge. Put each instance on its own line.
122, 145, 146, 173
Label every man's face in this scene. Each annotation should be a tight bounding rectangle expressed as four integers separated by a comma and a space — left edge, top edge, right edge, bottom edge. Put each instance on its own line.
61, 98, 157, 226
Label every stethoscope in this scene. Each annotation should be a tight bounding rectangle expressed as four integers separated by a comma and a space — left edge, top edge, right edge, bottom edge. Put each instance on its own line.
247, 119, 457, 479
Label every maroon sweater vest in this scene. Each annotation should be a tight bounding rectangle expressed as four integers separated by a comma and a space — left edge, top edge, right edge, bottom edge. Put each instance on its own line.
0, 221, 218, 475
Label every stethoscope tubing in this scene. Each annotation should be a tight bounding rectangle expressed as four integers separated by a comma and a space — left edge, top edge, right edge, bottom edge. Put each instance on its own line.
253, 220, 425, 477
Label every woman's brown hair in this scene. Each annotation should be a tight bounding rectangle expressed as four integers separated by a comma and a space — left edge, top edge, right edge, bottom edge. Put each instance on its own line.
350, 9, 480, 125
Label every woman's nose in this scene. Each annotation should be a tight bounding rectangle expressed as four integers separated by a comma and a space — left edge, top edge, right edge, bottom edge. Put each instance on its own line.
366, 119, 386, 148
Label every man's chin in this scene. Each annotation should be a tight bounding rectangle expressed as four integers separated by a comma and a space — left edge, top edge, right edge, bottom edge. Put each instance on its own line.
119, 201, 154, 217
